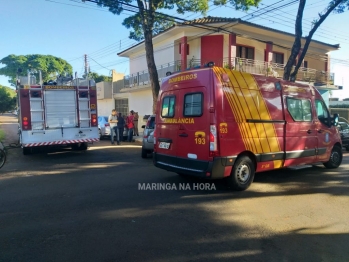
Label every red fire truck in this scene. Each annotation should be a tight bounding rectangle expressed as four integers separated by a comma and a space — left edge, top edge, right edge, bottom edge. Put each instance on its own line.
16, 73, 99, 155
153, 65, 342, 191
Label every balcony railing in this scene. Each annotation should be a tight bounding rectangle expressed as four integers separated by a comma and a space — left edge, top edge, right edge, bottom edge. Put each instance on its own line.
113, 57, 334, 93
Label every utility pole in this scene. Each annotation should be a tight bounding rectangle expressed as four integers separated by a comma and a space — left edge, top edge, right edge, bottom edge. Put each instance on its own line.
84, 54, 88, 78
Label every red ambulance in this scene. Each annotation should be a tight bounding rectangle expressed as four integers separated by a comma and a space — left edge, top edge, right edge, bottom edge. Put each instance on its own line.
153, 65, 343, 191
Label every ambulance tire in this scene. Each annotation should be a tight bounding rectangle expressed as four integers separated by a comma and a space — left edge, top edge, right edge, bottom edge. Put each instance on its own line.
323, 145, 342, 169
228, 156, 255, 191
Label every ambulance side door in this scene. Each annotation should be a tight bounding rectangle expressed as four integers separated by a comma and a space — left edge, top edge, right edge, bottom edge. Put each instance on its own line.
314, 99, 333, 162
176, 88, 210, 161
284, 96, 317, 166
156, 92, 179, 157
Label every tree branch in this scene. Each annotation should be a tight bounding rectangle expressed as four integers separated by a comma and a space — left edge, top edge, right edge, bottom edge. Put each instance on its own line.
291, 0, 344, 80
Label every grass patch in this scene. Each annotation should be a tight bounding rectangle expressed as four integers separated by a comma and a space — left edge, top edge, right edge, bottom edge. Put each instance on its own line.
0, 128, 5, 142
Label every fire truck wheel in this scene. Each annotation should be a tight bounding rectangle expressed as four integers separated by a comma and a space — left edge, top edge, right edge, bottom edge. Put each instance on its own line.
79, 142, 88, 151
228, 156, 255, 191
23, 147, 31, 155
323, 145, 342, 169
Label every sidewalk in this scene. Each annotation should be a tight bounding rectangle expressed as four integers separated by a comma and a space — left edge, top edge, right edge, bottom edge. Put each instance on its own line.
133, 132, 143, 143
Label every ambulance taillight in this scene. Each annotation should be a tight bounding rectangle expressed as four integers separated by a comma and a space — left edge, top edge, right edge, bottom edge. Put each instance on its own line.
209, 125, 218, 156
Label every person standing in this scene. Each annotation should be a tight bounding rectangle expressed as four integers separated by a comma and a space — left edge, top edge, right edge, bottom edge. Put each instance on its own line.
116, 112, 125, 145
108, 109, 118, 145
126, 110, 135, 142
133, 112, 139, 136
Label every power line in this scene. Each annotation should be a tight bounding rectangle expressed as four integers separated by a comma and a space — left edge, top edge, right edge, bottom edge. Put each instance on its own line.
59, 0, 349, 73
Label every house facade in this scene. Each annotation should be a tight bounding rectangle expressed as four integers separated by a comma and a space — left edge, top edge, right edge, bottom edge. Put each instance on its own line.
112, 16, 341, 117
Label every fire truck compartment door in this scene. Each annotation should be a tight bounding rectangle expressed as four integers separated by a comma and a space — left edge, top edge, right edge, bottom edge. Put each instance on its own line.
44, 90, 78, 128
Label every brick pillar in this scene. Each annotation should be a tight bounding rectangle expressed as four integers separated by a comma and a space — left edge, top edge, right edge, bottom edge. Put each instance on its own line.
180, 37, 188, 71
228, 34, 237, 69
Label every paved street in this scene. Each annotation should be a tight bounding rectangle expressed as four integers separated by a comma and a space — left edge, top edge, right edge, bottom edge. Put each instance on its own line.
1, 114, 349, 262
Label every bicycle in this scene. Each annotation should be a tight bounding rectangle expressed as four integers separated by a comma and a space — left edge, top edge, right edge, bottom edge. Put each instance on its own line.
0, 141, 6, 169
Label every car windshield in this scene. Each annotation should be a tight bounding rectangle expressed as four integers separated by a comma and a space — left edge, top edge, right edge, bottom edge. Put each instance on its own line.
149, 117, 155, 129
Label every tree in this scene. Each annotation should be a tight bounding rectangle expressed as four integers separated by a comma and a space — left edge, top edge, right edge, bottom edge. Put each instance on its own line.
284, 0, 349, 81
88, 72, 112, 83
87, 0, 261, 113
0, 54, 73, 86
0, 86, 16, 113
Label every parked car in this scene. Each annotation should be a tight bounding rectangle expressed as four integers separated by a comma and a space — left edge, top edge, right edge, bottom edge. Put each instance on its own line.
98, 116, 111, 139
141, 115, 155, 158
98, 115, 129, 141
337, 122, 349, 151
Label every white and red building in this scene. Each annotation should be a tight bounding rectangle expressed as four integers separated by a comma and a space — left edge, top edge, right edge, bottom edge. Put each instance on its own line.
106, 17, 341, 120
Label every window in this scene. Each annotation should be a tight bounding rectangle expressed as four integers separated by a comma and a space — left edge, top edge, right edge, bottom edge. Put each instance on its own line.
184, 93, 203, 117
287, 98, 312, 121
237, 46, 254, 59
161, 96, 175, 117
273, 52, 284, 64
115, 98, 129, 118
315, 100, 329, 121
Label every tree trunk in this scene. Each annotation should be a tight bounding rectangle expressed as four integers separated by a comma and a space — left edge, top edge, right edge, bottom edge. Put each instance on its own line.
283, 0, 306, 81
144, 29, 160, 114
290, 0, 343, 81
137, 0, 160, 114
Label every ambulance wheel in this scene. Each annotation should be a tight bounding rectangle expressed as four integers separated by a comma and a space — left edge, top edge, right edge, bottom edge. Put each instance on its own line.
23, 147, 31, 155
228, 156, 255, 191
323, 145, 342, 169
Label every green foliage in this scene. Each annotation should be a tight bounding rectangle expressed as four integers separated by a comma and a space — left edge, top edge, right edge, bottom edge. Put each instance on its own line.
0, 54, 73, 86
122, 13, 175, 41
0, 86, 16, 113
332, 0, 349, 13
213, 0, 261, 11
0, 85, 16, 98
88, 72, 111, 83
96, 0, 261, 41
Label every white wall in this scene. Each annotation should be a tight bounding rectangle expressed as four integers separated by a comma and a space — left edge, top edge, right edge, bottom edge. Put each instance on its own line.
129, 33, 187, 74
113, 89, 153, 132
97, 99, 114, 117
129, 89, 153, 132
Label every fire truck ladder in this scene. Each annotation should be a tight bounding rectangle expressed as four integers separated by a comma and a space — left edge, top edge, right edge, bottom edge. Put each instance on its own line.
29, 86, 45, 132
77, 79, 91, 128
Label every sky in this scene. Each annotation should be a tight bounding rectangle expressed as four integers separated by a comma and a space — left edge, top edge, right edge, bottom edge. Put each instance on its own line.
0, 0, 348, 98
